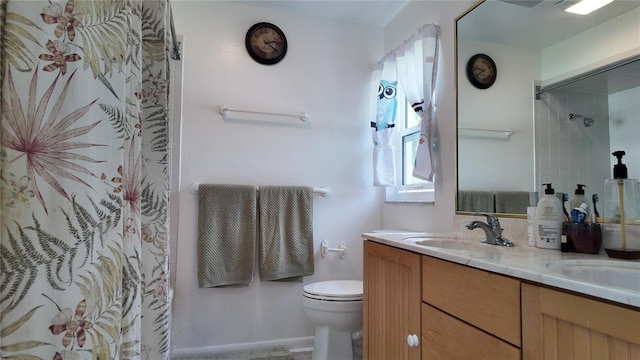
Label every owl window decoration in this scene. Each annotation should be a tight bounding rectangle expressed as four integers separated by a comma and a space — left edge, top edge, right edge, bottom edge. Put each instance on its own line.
371, 80, 398, 132
371, 78, 427, 191
369, 24, 438, 202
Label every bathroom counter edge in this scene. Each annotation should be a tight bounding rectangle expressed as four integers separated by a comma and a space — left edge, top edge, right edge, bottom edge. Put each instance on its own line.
362, 232, 640, 308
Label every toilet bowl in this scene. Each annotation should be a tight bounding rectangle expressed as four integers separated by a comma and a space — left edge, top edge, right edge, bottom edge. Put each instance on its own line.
302, 280, 363, 360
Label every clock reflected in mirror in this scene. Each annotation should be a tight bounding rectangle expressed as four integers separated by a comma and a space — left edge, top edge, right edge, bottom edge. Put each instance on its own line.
466, 53, 497, 89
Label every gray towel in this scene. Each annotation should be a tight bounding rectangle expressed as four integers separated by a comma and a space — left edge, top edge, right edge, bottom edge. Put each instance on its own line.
495, 191, 530, 214
197, 184, 257, 288
458, 190, 495, 212
259, 186, 314, 281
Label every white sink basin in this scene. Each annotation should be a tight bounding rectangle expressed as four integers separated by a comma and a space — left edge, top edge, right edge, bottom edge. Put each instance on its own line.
546, 260, 640, 292
403, 235, 496, 251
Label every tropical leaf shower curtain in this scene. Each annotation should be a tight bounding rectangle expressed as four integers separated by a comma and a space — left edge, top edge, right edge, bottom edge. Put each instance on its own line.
0, 1, 172, 359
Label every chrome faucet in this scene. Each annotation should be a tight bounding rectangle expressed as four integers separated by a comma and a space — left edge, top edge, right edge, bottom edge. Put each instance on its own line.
464, 212, 514, 247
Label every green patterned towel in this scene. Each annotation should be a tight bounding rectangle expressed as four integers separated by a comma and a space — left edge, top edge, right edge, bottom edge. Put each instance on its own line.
259, 186, 314, 281
197, 184, 257, 288
458, 190, 495, 213
495, 191, 530, 214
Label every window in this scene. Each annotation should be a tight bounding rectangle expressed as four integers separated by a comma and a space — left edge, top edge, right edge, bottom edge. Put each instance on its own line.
385, 92, 435, 203
371, 24, 439, 200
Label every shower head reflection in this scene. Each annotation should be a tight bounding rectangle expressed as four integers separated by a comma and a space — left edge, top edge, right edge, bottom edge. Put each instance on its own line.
569, 113, 595, 128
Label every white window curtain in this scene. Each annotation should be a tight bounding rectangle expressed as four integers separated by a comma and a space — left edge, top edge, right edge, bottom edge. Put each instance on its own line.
370, 24, 440, 186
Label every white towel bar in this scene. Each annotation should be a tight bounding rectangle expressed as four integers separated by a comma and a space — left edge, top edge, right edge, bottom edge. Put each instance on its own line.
219, 106, 310, 123
190, 183, 330, 197
458, 127, 514, 139
320, 240, 347, 259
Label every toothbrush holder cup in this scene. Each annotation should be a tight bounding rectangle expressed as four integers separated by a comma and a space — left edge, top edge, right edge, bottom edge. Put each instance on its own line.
562, 222, 602, 254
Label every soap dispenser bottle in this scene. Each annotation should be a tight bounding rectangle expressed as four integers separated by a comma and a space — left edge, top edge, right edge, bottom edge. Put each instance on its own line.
569, 184, 590, 221
534, 183, 563, 249
603, 151, 640, 259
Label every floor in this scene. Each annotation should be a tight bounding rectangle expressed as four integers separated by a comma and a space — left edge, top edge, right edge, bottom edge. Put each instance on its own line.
172, 347, 312, 360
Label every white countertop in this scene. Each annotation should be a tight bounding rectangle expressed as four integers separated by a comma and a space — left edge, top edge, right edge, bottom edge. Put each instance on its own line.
362, 232, 640, 308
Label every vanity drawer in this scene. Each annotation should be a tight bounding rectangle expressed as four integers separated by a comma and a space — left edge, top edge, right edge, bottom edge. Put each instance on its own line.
422, 256, 521, 347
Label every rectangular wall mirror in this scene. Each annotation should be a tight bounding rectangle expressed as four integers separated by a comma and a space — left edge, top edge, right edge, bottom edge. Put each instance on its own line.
456, 0, 640, 217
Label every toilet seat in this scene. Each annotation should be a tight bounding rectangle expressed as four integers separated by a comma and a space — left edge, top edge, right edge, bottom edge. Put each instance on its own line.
303, 280, 363, 301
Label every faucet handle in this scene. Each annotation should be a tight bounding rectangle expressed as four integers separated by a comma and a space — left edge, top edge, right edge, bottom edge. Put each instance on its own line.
471, 212, 502, 233
471, 212, 499, 225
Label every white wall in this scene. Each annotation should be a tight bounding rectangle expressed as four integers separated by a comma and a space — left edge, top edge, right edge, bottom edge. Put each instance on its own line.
168, 0, 639, 353
171, 1, 384, 354
381, 0, 476, 231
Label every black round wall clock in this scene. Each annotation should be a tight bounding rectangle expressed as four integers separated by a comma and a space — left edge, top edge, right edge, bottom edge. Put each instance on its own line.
245, 22, 287, 65
466, 53, 497, 89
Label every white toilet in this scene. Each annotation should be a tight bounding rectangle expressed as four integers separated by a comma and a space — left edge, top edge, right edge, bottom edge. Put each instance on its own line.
302, 280, 363, 360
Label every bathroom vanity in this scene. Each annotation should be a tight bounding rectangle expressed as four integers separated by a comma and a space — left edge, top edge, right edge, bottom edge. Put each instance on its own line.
362, 232, 640, 359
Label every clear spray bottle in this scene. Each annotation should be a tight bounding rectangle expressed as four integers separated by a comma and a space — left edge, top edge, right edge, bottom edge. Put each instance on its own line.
603, 151, 640, 259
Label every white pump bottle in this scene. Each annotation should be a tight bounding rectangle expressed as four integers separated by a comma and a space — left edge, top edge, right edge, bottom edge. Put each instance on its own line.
534, 183, 564, 249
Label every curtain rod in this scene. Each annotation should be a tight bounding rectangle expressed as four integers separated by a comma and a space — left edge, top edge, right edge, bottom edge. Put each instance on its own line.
535, 54, 640, 99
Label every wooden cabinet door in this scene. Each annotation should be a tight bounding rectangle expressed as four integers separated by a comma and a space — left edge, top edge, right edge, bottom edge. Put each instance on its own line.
421, 303, 520, 359
522, 283, 640, 360
363, 241, 421, 360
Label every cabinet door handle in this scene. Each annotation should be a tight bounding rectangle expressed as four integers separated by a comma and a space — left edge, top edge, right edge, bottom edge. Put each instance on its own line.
407, 334, 419, 347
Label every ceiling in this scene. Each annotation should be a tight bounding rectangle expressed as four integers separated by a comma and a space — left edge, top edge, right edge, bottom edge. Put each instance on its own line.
459, 0, 640, 50
459, 0, 640, 95
241, 0, 410, 27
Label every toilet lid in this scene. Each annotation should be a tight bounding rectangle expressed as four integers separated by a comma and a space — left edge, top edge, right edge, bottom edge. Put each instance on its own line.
303, 280, 363, 301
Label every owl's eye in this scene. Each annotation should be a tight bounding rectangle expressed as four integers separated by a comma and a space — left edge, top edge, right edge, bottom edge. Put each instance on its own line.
383, 86, 396, 99
378, 84, 383, 96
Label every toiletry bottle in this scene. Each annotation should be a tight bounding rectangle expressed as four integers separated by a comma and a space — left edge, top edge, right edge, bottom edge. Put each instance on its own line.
569, 184, 590, 220
527, 206, 536, 247
560, 235, 570, 252
534, 183, 563, 250
526, 192, 538, 247
603, 151, 640, 258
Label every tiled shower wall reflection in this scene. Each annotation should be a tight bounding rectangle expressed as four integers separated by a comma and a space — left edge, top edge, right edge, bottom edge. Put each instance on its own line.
534, 89, 611, 199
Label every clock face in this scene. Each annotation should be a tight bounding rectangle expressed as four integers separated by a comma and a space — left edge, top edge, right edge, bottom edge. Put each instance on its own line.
245, 23, 287, 65
466, 54, 497, 89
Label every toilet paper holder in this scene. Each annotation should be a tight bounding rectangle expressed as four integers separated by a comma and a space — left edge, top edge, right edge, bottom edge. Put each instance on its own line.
320, 240, 347, 259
